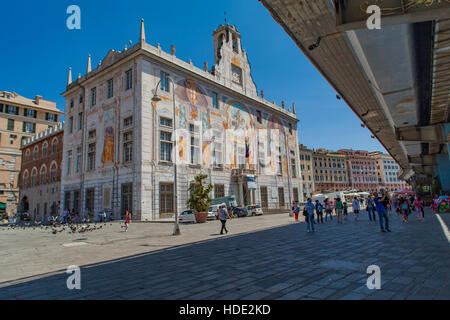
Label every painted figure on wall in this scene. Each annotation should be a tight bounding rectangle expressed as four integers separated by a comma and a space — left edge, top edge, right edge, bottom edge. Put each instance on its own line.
101, 109, 115, 166
102, 127, 114, 165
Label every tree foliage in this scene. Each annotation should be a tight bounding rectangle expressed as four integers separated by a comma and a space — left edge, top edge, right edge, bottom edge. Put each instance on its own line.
187, 174, 213, 213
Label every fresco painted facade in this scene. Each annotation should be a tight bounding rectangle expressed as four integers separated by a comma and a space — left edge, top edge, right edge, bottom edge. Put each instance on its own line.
61, 22, 301, 220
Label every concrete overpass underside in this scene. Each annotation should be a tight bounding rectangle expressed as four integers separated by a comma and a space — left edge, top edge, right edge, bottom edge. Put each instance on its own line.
260, 0, 450, 191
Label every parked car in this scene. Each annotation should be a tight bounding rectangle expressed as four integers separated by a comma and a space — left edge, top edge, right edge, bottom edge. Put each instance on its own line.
232, 207, 248, 218
246, 204, 264, 216
208, 204, 223, 220
178, 210, 196, 223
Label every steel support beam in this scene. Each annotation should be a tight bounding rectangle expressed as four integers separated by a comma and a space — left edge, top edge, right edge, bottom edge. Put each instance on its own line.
396, 124, 447, 143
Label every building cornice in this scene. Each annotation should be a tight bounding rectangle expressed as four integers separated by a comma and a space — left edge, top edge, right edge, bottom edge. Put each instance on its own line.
63, 43, 299, 123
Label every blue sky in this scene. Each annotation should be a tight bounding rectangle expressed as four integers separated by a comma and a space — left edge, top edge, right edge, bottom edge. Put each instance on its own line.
0, 0, 385, 153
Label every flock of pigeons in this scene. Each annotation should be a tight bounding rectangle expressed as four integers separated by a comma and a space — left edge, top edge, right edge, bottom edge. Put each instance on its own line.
1, 221, 114, 235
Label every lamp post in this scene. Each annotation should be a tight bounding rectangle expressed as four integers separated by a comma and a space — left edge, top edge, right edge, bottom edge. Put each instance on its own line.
152, 76, 180, 236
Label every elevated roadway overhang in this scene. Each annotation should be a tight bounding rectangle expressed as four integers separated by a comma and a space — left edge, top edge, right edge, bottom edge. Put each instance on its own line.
260, 0, 450, 189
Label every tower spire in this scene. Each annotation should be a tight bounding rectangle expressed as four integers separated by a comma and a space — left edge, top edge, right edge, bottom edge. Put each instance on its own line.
86, 54, 92, 73
67, 67, 72, 86
140, 19, 146, 44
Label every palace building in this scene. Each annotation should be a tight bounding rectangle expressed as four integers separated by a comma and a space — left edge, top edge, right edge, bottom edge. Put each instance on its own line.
0, 91, 63, 217
19, 124, 63, 220
61, 20, 302, 221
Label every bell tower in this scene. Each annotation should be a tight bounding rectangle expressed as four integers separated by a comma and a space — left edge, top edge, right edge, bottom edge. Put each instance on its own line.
212, 24, 257, 96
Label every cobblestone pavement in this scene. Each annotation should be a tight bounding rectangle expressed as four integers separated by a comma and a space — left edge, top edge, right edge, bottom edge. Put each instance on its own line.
0, 209, 449, 300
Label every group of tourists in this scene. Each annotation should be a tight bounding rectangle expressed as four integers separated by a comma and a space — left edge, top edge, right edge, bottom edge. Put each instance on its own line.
293, 190, 428, 233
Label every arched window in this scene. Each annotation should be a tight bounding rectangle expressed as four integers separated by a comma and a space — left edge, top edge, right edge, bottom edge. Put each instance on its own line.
23, 170, 29, 189
40, 165, 47, 185
42, 142, 48, 158
52, 138, 58, 154
33, 146, 39, 160
50, 162, 58, 182
25, 149, 31, 162
31, 168, 38, 187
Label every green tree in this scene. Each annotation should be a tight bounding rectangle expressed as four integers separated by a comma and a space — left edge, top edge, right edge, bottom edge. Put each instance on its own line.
187, 174, 213, 213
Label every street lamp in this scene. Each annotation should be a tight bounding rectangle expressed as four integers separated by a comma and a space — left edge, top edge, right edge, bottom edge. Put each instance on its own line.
152, 76, 180, 236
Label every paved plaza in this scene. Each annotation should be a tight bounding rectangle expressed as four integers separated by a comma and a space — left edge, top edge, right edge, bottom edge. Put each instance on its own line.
0, 209, 449, 300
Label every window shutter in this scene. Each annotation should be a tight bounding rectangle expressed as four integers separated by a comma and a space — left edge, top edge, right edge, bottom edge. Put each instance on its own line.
45, 113, 49, 120
34, 110, 37, 118
15, 107, 19, 115
0, 104, 3, 112
33, 123, 36, 133
22, 122, 26, 132
24, 108, 28, 116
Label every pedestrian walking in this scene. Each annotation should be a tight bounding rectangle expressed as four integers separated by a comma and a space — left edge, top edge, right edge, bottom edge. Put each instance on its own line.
315, 200, 324, 224
343, 202, 348, 220
305, 198, 316, 233
367, 196, 376, 222
414, 196, 425, 222
219, 205, 230, 235
324, 198, 332, 221
400, 197, 410, 223
373, 191, 391, 232
293, 201, 300, 222
123, 211, 132, 232
352, 197, 360, 221
335, 198, 344, 224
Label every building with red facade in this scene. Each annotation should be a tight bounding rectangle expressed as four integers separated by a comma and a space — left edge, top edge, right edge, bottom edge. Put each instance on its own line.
338, 149, 379, 192
312, 148, 350, 193
19, 123, 63, 220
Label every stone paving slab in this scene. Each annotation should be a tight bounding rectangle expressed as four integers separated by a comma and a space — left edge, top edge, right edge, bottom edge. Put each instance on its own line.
0, 209, 449, 300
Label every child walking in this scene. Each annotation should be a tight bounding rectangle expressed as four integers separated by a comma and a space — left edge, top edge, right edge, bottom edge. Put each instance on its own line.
123, 211, 132, 232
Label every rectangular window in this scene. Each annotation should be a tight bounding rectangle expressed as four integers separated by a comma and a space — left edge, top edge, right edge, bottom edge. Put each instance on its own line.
160, 71, 170, 92
75, 147, 81, 173
215, 185, 225, 198
78, 113, 83, 131
291, 158, 297, 178
91, 87, 97, 107
23, 122, 36, 134
45, 113, 58, 122
85, 188, 95, 217
125, 69, 133, 90
87, 143, 96, 171
190, 135, 200, 165
5, 105, 19, 115
212, 92, 218, 109
24, 109, 37, 118
160, 117, 172, 128
88, 130, 96, 140
7, 119, 14, 131
160, 183, 174, 215
278, 187, 285, 209
231, 65, 242, 85
123, 131, 133, 163
107, 79, 114, 99
124, 117, 133, 127
67, 151, 72, 176
160, 132, 172, 162
121, 184, 133, 218
64, 192, 71, 211
69, 117, 73, 134
257, 110, 262, 124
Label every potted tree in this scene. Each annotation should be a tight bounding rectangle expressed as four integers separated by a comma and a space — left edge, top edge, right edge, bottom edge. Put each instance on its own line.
187, 174, 213, 223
